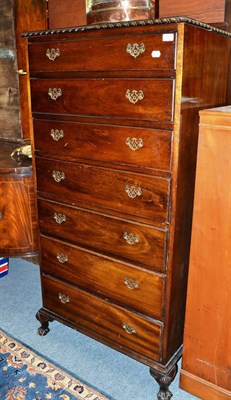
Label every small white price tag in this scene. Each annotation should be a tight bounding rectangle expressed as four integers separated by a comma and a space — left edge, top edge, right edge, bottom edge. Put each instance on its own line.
151, 50, 161, 58
162, 33, 174, 42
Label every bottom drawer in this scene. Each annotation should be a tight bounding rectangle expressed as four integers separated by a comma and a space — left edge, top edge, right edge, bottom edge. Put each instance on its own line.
42, 275, 162, 362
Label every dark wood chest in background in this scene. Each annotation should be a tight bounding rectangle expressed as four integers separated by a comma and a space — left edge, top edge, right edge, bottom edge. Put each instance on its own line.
0, 143, 38, 257
23, 18, 230, 399
0, 0, 47, 258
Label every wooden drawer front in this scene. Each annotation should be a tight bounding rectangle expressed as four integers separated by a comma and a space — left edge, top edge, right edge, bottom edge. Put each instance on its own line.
33, 119, 172, 172
30, 79, 174, 122
38, 199, 167, 272
42, 275, 162, 362
28, 33, 176, 72
40, 235, 165, 320
36, 157, 170, 224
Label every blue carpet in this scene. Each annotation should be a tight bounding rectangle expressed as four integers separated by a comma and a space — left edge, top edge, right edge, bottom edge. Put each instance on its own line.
0, 258, 199, 400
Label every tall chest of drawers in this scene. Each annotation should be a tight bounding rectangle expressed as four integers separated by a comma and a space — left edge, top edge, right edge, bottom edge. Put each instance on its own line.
23, 17, 230, 399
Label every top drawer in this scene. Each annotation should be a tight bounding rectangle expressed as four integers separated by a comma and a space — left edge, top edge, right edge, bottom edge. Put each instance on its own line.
28, 33, 176, 73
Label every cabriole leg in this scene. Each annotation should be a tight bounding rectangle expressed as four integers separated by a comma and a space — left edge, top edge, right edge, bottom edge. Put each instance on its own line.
150, 363, 178, 400
36, 309, 53, 336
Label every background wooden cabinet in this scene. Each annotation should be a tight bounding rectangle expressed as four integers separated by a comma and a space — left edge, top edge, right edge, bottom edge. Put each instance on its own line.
0, 0, 47, 257
0, 0, 47, 143
0, 143, 38, 257
159, 0, 226, 22
48, 0, 86, 28
180, 107, 231, 400
47, 0, 228, 28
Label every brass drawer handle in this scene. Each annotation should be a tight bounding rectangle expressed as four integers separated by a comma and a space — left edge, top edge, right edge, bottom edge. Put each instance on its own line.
126, 137, 144, 151
124, 277, 139, 290
123, 232, 140, 245
48, 88, 62, 100
50, 129, 64, 141
16, 69, 27, 75
126, 43, 145, 58
54, 212, 67, 224
57, 253, 68, 264
58, 293, 70, 304
126, 89, 144, 104
125, 184, 142, 199
122, 323, 136, 335
46, 48, 60, 61
0, 212, 3, 220
52, 170, 65, 183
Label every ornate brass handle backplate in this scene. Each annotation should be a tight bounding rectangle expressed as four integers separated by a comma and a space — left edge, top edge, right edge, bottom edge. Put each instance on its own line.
50, 129, 64, 141
126, 43, 145, 58
126, 89, 144, 104
125, 184, 142, 199
46, 48, 60, 61
122, 323, 136, 335
58, 293, 70, 304
52, 170, 65, 183
123, 232, 140, 245
124, 277, 139, 290
54, 212, 67, 224
126, 137, 144, 151
48, 88, 62, 100
57, 253, 68, 264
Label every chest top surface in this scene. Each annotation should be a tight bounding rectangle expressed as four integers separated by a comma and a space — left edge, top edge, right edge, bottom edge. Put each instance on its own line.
22, 16, 231, 39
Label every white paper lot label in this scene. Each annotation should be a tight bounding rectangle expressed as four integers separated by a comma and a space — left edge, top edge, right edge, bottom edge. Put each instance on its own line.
151, 50, 161, 58
162, 33, 174, 42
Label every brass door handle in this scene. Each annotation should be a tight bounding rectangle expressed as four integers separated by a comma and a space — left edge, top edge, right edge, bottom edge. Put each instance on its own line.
11, 145, 32, 158
16, 69, 27, 75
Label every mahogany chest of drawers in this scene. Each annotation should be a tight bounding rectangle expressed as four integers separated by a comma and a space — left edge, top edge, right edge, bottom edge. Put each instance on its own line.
23, 17, 231, 399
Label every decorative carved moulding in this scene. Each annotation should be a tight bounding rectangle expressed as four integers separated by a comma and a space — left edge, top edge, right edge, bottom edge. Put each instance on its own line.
87, 0, 157, 24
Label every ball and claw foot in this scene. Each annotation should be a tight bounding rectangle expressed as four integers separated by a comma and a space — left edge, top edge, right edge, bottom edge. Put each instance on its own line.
36, 309, 53, 337
37, 326, 50, 336
157, 386, 173, 400
150, 363, 178, 400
